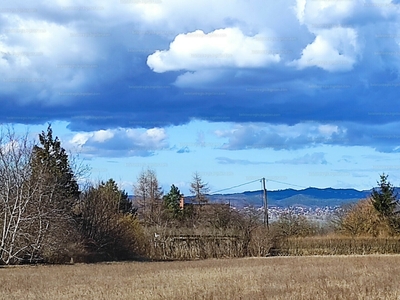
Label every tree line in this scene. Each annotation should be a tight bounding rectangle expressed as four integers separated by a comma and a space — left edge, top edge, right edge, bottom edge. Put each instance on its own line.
1, 125, 399, 264
0, 125, 235, 264
0, 125, 143, 264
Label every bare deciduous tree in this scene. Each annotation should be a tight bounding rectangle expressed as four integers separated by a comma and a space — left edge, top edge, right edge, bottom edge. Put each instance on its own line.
0, 127, 65, 264
0, 128, 36, 264
0, 126, 83, 264
190, 172, 210, 205
133, 169, 163, 225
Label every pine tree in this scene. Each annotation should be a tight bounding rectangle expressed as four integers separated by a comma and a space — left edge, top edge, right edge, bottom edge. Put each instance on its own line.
30, 124, 80, 213
371, 173, 398, 219
119, 188, 134, 215
163, 184, 183, 219
98, 179, 133, 214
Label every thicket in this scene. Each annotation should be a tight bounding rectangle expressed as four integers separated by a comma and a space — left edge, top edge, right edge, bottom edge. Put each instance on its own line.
333, 174, 400, 237
0, 126, 145, 264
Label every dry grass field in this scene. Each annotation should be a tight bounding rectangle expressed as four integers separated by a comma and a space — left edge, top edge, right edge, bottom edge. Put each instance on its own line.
1, 255, 400, 299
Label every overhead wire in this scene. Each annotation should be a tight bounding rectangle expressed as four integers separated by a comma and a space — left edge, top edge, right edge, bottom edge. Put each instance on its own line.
209, 177, 368, 198
210, 179, 261, 194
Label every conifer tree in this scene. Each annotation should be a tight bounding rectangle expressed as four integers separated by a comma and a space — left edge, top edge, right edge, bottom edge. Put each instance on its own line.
163, 184, 183, 219
30, 124, 80, 212
371, 173, 398, 219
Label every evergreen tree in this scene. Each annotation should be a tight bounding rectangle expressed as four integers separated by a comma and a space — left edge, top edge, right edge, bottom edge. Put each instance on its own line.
119, 189, 134, 215
163, 184, 183, 219
30, 124, 80, 212
371, 173, 398, 219
97, 179, 133, 214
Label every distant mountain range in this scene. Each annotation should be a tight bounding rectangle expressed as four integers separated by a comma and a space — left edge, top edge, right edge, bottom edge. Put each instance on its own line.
130, 187, 400, 209
203, 187, 400, 208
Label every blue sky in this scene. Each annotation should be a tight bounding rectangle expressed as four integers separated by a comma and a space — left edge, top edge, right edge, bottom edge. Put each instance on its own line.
2, 0, 400, 195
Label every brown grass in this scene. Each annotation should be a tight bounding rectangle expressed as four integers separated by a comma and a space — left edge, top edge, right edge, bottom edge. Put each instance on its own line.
1, 256, 400, 299
280, 236, 400, 256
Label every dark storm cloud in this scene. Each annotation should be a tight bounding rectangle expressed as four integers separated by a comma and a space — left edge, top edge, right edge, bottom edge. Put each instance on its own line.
1, 0, 400, 153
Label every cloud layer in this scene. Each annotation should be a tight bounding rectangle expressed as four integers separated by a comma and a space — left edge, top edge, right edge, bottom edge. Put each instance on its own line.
2, 0, 400, 156
216, 152, 327, 165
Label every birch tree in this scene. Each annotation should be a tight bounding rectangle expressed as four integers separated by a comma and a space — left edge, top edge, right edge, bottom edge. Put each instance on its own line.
0, 128, 55, 264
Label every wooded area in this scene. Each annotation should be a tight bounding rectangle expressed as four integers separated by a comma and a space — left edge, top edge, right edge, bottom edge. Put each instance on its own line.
1, 125, 400, 264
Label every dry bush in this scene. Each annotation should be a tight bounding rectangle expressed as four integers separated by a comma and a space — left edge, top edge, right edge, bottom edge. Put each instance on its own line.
271, 207, 319, 238
1, 256, 400, 299
141, 206, 277, 260
116, 214, 147, 258
75, 181, 147, 262
142, 226, 246, 260
246, 226, 275, 256
135, 201, 400, 260
336, 198, 392, 237
142, 226, 276, 260
278, 235, 400, 256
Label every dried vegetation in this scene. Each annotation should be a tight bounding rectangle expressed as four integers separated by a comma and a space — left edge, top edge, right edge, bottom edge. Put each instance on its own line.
1, 256, 400, 299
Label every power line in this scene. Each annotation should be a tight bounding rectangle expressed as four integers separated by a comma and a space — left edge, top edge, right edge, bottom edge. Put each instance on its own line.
209, 177, 369, 198
210, 179, 261, 195
264, 179, 368, 198
209, 177, 305, 195
265, 178, 308, 189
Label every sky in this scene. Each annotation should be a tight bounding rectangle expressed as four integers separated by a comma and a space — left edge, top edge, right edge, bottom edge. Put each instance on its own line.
1, 0, 400, 195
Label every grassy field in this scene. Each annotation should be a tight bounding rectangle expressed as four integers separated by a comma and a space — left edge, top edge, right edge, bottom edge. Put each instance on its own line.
1, 256, 400, 299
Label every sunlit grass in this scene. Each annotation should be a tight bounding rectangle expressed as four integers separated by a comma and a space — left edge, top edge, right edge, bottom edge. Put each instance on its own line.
1, 255, 400, 299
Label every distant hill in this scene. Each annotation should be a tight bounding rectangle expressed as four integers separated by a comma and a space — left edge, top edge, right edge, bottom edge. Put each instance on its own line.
130, 187, 400, 209
204, 187, 383, 208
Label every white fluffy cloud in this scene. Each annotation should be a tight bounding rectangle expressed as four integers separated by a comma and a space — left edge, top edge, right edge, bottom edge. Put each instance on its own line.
295, 0, 356, 26
290, 27, 359, 72
69, 127, 168, 157
290, 0, 400, 72
147, 28, 281, 73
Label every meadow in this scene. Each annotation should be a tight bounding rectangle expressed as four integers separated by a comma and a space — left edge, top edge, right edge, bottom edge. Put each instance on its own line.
1, 255, 400, 299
